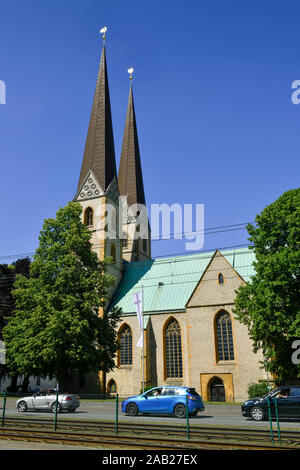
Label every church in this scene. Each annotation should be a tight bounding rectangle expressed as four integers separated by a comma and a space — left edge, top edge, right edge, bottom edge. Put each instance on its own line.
73, 33, 267, 402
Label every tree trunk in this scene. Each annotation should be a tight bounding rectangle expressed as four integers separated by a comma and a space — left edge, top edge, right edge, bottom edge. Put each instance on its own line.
10, 374, 18, 391
21, 376, 30, 392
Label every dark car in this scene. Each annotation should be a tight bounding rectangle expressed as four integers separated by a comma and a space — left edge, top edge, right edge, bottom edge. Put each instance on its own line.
242, 386, 300, 421
122, 386, 205, 418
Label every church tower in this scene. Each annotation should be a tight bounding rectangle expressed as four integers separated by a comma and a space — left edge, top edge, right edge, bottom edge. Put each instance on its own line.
74, 31, 122, 300
118, 74, 151, 261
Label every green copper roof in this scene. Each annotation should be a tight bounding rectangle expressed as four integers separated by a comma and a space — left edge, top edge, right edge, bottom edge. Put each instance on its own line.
109, 247, 255, 315
222, 248, 256, 283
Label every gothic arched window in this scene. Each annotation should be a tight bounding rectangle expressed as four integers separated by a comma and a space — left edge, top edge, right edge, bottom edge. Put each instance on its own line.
216, 311, 234, 361
165, 318, 183, 378
84, 207, 94, 226
119, 325, 132, 366
218, 273, 224, 284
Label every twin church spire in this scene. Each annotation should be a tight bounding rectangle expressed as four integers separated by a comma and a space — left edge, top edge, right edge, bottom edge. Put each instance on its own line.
77, 34, 145, 210
77, 44, 117, 194
75, 30, 150, 262
118, 82, 146, 208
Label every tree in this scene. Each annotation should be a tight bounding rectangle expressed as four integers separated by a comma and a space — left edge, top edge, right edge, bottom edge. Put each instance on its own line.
234, 188, 300, 384
0, 258, 31, 337
3, 202, 121, 387
0, 258, 31, 389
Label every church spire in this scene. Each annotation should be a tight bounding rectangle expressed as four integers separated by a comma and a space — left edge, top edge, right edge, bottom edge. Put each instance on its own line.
77, 30, 117, 194
118, 76, 146, 208
119, 71, 151, 262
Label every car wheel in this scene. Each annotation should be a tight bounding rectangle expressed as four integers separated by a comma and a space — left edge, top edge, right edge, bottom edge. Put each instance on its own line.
190, 410, 198, 417
51, 402, 62, 413
250, 406, 265, 421
68, 407, 75, 413
126, 403, 138, 416
174, 404, 186, 418
17, 401, 27, 412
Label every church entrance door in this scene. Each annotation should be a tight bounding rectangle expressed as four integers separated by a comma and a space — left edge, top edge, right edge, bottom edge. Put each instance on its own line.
209, 377, 225, 402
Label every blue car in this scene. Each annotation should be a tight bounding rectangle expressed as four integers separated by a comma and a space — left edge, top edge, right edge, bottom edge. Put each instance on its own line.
122, 386, 205, 418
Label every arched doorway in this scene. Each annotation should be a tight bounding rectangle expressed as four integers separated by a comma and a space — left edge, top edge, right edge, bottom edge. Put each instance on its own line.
209, 377, 225, 402
107, 379, 117, 396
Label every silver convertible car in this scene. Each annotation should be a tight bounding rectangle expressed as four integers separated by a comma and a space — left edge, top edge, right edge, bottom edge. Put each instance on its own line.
16, 389, 80, 413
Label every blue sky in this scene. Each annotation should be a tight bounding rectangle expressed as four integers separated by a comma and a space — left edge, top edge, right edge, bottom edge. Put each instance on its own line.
0, 0, 299, 261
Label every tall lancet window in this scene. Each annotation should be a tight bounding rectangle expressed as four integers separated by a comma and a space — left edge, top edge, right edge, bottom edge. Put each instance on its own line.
216, 311, 235, 361
119, 325, 132, 366
165, 319, 183, 378
84, 207, 94, 227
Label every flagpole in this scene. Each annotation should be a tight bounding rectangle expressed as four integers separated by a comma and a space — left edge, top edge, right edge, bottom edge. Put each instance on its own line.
132, 289, 145, 394
142, 285, 145, 394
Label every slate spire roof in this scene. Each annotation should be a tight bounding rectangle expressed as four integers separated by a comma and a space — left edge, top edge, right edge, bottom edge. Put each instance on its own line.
77, 44, 117, 194
118, 82, 146, 208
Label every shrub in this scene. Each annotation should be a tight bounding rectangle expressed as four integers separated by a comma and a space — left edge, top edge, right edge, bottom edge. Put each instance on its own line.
248, 381, 270, 398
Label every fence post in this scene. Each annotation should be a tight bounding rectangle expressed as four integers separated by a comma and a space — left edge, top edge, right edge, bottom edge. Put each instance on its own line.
54, 390, 59, 431
115, 394, 119, 435
185, 394, 190, 440
273, 397, 281, 445
1, 392, 7, 428
267, 397, 274, 445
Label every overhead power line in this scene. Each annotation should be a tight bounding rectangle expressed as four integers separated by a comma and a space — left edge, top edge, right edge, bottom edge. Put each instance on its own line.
0, 243, 253, 277
0, 221, 255, 262
0, 260, 253, 284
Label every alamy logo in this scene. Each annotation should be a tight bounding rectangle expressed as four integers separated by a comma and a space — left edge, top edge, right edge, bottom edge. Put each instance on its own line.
291, 80, 300, 104
0, 80, 6, 104
89, 199, 205, 251
292, 340, 300, 365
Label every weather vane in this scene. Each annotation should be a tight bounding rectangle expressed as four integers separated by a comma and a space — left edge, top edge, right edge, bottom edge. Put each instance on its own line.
100, 26, 107, 42
128, 67, 134, 80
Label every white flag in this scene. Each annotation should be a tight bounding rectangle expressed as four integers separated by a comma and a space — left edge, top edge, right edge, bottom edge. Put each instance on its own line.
133, 291, 143, 348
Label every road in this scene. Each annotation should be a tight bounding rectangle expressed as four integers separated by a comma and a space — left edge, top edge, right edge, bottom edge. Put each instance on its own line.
2, 399, 300, 430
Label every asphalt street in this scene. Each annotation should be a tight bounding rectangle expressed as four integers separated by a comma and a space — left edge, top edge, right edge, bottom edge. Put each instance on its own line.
2, 399, 300, 430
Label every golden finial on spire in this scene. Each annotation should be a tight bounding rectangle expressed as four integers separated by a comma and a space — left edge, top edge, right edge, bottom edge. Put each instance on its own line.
128, 67, 134, 80
100, 26, 107, 43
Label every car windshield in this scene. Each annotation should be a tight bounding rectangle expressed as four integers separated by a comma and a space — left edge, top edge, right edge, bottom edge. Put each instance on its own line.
262, 389, 275, 398
263, 388, 289, 398
145, 388, 162, 397
187, 388, 200, 397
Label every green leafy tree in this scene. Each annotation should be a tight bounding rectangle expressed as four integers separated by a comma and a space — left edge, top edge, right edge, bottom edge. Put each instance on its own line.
234, 189, 300, 384
0, 258, 31, 338
0, 258, 31, 389
3, 202, 121, 386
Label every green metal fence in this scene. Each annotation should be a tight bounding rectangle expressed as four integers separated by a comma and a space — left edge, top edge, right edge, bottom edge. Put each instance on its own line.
0, 392, 300, 446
